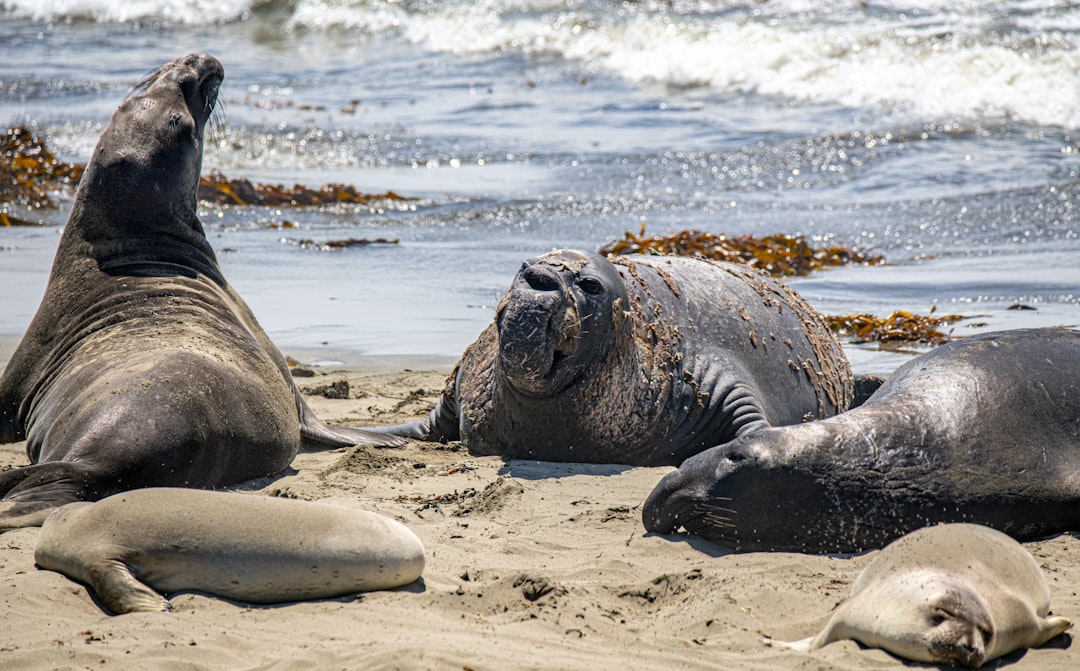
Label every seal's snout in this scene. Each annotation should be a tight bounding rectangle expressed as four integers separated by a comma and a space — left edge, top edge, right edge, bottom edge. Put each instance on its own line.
175, 53, 224, 123
642, 468, 688, 533
643, 442, 757, 537
131, 52, 223, 128
522, 264, 563, 293
931, 630, 987, 669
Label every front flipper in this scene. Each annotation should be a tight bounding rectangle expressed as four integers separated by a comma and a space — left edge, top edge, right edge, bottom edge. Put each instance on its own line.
851, 374, 886, 408
86, 558, 171, 614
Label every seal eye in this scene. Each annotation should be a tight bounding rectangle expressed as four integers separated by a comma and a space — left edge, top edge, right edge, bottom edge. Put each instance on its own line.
578, 278, 603, 296
929, 606, 955, 627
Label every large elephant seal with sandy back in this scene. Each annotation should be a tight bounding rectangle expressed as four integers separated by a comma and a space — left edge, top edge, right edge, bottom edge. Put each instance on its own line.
775, 524, 1071, 668
35, 488, 426, 615
644, 328, 1080, 552
368, 249, 854, 466
0, 53, 400, 530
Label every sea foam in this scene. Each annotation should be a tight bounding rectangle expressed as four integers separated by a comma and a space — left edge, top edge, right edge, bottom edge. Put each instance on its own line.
4, 0, 1078, 128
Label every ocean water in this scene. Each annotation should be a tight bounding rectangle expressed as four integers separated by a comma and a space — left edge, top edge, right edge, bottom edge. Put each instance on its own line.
1, 0, 1078, 374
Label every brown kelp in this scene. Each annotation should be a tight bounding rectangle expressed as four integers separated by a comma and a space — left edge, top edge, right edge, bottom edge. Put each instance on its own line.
197, 172, 415, 207
1, 126, 84, 210
824, 308, 970, 345
599, 225, 883, 277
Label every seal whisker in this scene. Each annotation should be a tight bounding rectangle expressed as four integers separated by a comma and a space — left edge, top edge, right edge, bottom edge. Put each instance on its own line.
207, 99, 226, 141
126, 65, 161, 100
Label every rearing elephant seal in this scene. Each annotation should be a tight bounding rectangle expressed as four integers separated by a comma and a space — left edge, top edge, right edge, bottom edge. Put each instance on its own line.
0, 53, 400, 530
368, 249, 854, 466
644, 328, 1080, 552
35, 488, 426, 614
774, 524, 1071, 668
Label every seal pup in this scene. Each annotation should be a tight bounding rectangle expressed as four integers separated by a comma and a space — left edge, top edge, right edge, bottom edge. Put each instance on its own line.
644, 328, 1080, 552
364, 249, 854, 466
774, 523, 1072, 667
0, 53, 401, 530
35, 488, 426, 614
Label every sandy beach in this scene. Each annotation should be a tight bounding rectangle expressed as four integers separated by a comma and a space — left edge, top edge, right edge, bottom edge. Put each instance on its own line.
0, 361, 1076, 670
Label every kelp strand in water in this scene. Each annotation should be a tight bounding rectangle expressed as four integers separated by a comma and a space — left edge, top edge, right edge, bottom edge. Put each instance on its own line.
825, 308, 970, 345
1, 127, 84, 210
600, 224, 884, 277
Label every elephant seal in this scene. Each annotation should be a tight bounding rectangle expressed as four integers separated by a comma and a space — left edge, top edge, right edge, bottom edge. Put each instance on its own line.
367, 249, 854, 466
644, 328, 1080, 552
0, 53, 401, 530
774, 524, 1072, 667
35, 488, 426, 614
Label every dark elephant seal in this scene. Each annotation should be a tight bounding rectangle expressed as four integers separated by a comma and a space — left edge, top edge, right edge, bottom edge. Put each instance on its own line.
644, 328, 1080, 552
368, 249, 854, 466
773, 524, 1071, 667
35, 488, 426, 614
0, 53, 400, 530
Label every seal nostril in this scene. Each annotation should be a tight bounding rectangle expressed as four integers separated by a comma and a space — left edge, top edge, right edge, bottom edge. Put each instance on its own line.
522, 266, 561, 292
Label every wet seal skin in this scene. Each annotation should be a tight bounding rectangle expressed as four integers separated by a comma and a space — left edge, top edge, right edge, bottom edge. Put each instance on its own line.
35, 488, 426, 614
771, 523, 1071, 668
366, 249, 854, 466
0, 53, 402, 530
644, 328, 1080, 553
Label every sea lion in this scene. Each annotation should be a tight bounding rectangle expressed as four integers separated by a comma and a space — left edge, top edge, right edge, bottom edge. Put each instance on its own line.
773, 523, 1072, 667
366, 249, 854, 466
644, 328, 1080, 552
0, 53, 400, 530
35, 488, 426, 614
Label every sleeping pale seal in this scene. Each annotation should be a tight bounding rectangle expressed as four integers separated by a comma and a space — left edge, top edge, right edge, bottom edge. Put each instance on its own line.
644, 328, 1080, 552
0, 53, 400, 530
774, 523, 1071, 667
366, 249, 854, 466
35, 488, 426, 614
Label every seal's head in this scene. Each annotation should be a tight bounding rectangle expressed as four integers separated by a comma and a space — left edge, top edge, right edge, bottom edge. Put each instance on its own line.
922, 584, 994, 668
73, 53, 223, 243
642, 428, 825, 551
494, 250, 629, 397
642, 432, 770, 539
865, 572, 993, 668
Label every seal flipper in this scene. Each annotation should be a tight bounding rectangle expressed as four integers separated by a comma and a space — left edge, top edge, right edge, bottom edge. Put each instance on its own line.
768, 605, 851, 653
1033, 615, 1073, 647
355, 392, 461, 442
295, 394, 406, 449
86, 558, 172, 614
299, 418, 407, 450
0, 461, 98, 530
851, 374, 886, 408
763, 635, 817, 652
0, 501, 56, 530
